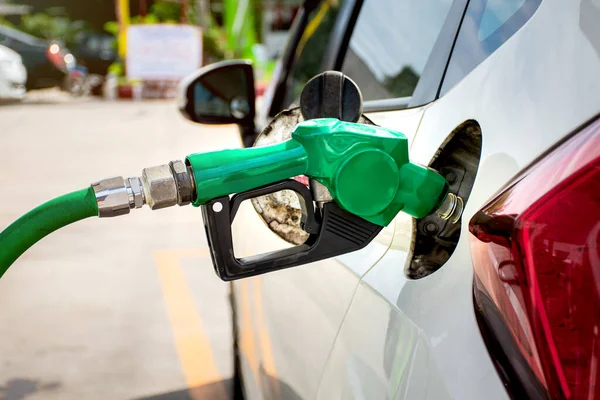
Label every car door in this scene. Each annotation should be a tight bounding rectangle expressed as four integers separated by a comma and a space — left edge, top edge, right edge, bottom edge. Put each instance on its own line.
316, 0, 600, 399
232, 0, 463, 399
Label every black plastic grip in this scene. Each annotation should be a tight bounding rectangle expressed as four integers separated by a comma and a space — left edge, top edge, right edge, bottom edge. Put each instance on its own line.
202, 179, 382, 281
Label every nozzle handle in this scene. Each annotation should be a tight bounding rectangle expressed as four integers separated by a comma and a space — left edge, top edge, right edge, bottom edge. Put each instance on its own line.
202, 179, 382, 281
187, 139, 308, 206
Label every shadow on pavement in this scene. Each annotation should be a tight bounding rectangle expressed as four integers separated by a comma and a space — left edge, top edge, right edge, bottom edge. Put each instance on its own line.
0, 89, 93, 107
0, 378, 61, 400
258, 373, 304, 400
134, 374, 304, 400
134, 379, 234, 400
0, 100, 24, 107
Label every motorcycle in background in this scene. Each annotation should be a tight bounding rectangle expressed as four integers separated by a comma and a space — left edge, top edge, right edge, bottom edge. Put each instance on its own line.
63, 65, 103, 97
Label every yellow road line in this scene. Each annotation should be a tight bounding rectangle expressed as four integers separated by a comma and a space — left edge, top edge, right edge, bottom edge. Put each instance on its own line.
238, 280, 259, 385
154, 249, 228, 400
253, 277, 281, 398
253, 279, 275, 374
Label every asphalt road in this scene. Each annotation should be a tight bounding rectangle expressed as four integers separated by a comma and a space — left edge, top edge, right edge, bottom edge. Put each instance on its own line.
0, 90, 240, 400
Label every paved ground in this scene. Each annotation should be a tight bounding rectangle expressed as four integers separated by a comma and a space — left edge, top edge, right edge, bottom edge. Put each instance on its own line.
0, 90, 241, 400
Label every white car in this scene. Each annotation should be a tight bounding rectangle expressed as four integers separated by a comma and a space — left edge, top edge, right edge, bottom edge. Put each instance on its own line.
183, 0, 600, 398
0, 44, 26, 100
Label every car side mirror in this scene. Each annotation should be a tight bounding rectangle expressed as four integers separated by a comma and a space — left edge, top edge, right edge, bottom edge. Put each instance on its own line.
178, 60, 256, 126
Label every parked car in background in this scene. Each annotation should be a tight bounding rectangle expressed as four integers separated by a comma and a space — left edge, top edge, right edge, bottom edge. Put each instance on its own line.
0, 25, 75, 90
0, 44, 26, 100
185, 0, 600, 399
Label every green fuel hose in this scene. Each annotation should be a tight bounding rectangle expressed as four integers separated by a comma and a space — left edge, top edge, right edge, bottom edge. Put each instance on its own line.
0, 187, 98, 278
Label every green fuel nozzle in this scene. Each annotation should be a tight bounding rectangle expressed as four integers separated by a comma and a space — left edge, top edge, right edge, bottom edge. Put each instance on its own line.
186, 118, 448, 227
0, 71, 452, 282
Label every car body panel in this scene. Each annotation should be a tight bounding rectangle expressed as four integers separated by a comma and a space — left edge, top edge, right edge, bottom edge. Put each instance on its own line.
315, 0, 600, 399
232, 197, 395, 400
0, 45, 26, 100
363, 106, 424, 149
232, 106, 428, 399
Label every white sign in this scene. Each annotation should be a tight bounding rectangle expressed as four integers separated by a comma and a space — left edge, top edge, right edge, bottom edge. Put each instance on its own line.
127, 24, 202, 80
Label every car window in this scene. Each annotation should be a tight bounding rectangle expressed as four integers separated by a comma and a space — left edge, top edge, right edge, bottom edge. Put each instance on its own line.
478, 0, 526, 40
286, 0, 345, 104
341, 0, 454, 102
440, 0, 541, 94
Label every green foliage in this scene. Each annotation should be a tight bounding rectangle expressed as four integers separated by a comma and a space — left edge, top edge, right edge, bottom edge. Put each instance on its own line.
103, 21, 119, 36
199, 11, 232, 62
107, 61, 124, 76
150, 2, 181, 23
103, 1, 183, 39
18, 9, 89, 45
0, 17, 16, 29
137, 14, 160, 24
203, 24, 231, 62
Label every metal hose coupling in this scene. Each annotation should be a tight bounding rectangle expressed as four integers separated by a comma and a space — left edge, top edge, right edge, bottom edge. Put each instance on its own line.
91, 160, 195, 217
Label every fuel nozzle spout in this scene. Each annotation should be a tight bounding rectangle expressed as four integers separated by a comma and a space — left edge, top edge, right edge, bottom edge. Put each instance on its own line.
436, 192, 464, 224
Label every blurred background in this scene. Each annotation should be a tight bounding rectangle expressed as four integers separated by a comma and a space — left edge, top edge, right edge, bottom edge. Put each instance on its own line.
0, 1, 305, 399
0, 0, 302, 100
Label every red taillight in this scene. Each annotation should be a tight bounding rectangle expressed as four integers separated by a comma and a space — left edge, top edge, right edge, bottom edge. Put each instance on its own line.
45, 44, 66, 71
470, 116, 600, 399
